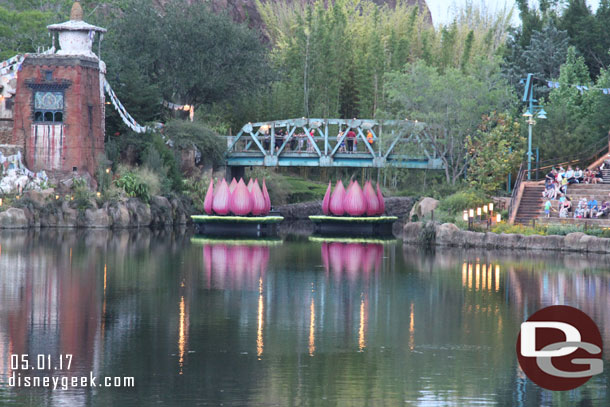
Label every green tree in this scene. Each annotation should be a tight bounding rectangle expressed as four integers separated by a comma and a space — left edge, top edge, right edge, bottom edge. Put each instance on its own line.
383, 60, 514, 185
107, 0, 270, 110
466, 112, 524, 195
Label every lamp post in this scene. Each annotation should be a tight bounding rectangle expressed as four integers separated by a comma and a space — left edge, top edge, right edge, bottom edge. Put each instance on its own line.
522, 74, 547, 180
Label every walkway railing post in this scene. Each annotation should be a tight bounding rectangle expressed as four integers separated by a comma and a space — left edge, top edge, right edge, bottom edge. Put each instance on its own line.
271, 123, 275, 156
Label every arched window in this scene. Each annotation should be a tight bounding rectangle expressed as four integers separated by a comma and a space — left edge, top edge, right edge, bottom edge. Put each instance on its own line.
34, 91, 64, 123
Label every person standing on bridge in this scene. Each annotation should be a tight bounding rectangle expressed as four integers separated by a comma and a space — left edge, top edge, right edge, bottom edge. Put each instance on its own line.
367, 131, 374, 146
346, 129, 356, 153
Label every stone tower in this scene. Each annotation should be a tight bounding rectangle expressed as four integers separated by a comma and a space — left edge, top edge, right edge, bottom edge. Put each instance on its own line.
11, 1, 107, 177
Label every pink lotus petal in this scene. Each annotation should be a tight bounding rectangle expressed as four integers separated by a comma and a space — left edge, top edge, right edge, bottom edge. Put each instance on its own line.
229, 178, 238, 193
329, 180, 346, 216
364, 181, 379, 216
212, 179, 230, 215
230, 178, 253, 216
376, 184, 385, 215
262, 179, 271, 215
251, 179, 266, 216
344, 181, 366, 216
322, 182, 331, 215
203, 178, 214, 214
247, 178, 253, 192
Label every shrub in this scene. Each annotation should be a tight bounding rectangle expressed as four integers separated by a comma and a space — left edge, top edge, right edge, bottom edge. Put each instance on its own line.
71, 177, 94, 210
114, 169, 153, 203
438, 190, 488, 215
163, 119, 224, 166
183, 177, 210, 213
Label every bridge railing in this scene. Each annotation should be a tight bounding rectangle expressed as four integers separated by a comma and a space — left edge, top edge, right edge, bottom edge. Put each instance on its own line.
226, 118, 442, 169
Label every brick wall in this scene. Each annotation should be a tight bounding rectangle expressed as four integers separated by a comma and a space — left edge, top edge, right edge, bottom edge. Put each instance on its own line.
12, 55, 104, 176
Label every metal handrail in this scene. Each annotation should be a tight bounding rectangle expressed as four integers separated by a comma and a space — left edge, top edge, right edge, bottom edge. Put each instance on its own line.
508, 162, 525, 223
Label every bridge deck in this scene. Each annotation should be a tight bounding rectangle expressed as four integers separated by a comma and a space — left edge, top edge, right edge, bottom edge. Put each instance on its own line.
226, 118, 444, 170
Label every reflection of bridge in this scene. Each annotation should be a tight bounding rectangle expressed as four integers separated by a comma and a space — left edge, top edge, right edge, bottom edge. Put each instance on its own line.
226, 118, 444, 173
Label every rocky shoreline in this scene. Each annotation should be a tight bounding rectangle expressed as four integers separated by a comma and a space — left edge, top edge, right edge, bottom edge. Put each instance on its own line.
403, 221, 610, 253
0, 193, 415, 230
0, 190, 190, 229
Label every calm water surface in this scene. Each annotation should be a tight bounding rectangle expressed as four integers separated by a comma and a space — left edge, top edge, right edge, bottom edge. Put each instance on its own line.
0, 229, 608, 406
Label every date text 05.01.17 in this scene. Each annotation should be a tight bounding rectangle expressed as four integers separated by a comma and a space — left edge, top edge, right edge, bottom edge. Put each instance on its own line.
11, 354, 73, 371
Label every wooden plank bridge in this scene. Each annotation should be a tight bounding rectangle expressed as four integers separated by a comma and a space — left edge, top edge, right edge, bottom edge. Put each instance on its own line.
226, 118, 444, 170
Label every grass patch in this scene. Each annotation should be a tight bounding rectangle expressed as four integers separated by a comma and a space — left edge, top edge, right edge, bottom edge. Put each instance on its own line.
191, 215, 284, 223
308, 236, 396, 244
190, 237, 283, 246
309, 215, 398, 223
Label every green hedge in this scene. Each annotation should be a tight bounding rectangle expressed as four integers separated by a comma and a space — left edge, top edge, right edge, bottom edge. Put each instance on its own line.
309, 215, 398, 223
191, 215, 284, 223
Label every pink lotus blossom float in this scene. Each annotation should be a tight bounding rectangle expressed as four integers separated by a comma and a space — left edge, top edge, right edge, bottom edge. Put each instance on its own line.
326, 179, 385, 216
322, 182, 331, 215
212, 179, 230, 215
229, 179, 253, 215
343, 180, 366, 216
329, 180, 346, 215
203, 177, 273, 216
203, 178, 214, 214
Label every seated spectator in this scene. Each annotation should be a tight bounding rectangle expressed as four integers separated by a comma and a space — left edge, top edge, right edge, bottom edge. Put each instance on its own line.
545, 168, 557, 184
574, 198, 587, 218
565, 166, 577, 184
595, 167, 604, 181
557, 167, 566, 182
596, 201, 610, 217
585, 198, 599, 218
574, 166, 584, 183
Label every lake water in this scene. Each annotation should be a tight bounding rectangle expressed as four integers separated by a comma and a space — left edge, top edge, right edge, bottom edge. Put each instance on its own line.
0, 228, 608, 406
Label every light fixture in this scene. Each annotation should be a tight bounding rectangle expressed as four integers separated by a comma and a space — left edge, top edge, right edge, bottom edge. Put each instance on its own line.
489, 202, 494, 212
477, 207, 482, 216
496, 213, 501, 223
537, 108, 547, 119
483, 204, 488, 214
96, 192, 101, 198
105, 168, 111, 174
469, 209, 474, 218
463, 210, 468, 222
0, 198, 3, 206
55, 195, 59, 200
523, 110, 533, 118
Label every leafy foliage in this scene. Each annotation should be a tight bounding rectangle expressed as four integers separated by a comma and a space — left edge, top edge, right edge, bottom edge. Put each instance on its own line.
467, 113, 524, 195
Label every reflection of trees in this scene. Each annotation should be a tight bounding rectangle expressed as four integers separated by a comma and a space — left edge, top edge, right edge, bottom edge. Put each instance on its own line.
1, 231, 607, 406
402, 245, 610, 406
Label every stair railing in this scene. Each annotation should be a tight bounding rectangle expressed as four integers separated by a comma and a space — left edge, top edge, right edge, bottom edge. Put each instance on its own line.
508, 163, 525, 224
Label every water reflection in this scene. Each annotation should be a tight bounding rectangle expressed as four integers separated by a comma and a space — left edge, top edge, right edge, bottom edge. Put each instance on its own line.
0, 231, 607, 406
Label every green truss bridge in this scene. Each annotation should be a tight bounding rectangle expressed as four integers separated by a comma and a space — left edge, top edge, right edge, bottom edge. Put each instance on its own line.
226, 118, 444, 173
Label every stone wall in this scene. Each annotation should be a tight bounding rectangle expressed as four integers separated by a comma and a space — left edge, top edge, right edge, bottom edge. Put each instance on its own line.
0, 192, 191, 229
403, 221, 610, 253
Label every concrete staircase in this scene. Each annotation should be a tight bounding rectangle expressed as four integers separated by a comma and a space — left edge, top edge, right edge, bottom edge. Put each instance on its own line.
514, 184, 544, 225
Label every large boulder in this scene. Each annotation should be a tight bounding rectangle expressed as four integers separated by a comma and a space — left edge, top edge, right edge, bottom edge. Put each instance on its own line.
126, 199, 152, 227
109, 202, 131, 228
402, 221, 423, 244
170, 197, 189, 225
435, 223, 460, 245
409, 197, 439, 221
150, 196, 174, 226
84, 208, 111, 228
0, 208, 28, 228
23, 189, 55, 209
